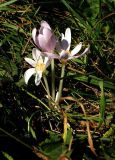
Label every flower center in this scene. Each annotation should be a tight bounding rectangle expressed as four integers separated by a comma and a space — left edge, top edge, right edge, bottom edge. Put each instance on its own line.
60, 50, 70, 60
35, 63, 45, 72
66, 50, 70, 54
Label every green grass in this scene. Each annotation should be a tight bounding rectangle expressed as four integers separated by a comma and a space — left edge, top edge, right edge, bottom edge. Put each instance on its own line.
0, 0, 115, 159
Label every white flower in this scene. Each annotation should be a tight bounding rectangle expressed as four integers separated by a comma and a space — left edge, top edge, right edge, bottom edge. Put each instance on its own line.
24, 48, 50, 85
58, 28, 90, 61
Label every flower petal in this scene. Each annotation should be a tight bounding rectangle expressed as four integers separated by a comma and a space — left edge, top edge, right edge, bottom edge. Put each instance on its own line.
71, 42, 82, 56
61, 33, 65, 41
38, 55, 43, 63
61, 39, 69, 50
38, 34, 47, 51
40, 21, 51, 30
46, 34, 56, 51
65, 28, 71, 50
60, 50, 69, 59
44, 57, 51, 68
44, 56, 49, 65
24, 68, 35, 84
32, 48, 41, 61
43, 52, 59, 59
43, 28, 52, 41
32, 28, 37, 43
56, 40, 61, 52
35, 72, 42, 86
25, 58, 36, 67
73, 45, 90, 58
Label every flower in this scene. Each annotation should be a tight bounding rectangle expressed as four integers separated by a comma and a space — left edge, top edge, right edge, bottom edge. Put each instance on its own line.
58, 28, 90, 62
42, 28, 90, 62
32, 21, 57, 52
24, 48, 50, 85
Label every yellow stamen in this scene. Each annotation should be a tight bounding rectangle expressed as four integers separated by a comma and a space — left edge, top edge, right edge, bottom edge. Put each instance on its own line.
35, 63, 45, 72
66, 50, 70, 54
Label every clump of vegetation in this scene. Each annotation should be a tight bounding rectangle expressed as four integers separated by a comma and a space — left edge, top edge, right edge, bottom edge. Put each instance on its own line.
0, 0, 115, 160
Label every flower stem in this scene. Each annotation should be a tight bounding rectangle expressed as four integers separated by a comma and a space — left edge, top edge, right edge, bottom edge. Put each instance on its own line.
56, 64, 65, 104
43, 75, 51, 100
51, 59, 55, 101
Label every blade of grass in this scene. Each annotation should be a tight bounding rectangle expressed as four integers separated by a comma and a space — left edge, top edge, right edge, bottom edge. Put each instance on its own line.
98, 81, 106, 127
0, 0, 17, 8
2, 22, 25, 34
68, 74, 115, 90
61, 0, 92, 35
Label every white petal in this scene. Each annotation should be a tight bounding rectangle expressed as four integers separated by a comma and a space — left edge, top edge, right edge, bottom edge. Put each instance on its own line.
32, 48, 41, 61
44, 57, 51, 68
25, 58, 36, 67
73, 45, 90, 58
71, 42, 82, 56
35, 72, 42, 86
60, 50, 69, 59
44, 57, 49, 64
65, 28, 71, 50
32, 28, 37, 43
61, 33, 65, 41
55, 91, 59, 102
38, 55, 43, 63
24, 68, 36, 84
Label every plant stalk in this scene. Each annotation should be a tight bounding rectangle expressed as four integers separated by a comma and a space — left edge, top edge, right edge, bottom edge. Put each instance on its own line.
51, 59, 55, 101
56, 64, 65, 104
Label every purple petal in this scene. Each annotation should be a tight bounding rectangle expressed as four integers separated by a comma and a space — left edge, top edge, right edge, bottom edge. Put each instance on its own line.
61, 39, 69, 50
40, 21, 51, 30
38, 34, 47, 51
45, 34, 57, 51
56, 40, 61, 52
43, 28, 52, 41
43, 52, 59, 59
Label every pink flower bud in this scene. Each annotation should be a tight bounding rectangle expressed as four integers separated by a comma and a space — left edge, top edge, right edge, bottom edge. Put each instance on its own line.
32, 21, 57, 52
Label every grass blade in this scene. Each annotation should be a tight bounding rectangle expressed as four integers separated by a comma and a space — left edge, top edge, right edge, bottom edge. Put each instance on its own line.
0, 0, 17, 8
99, 81, 106, 126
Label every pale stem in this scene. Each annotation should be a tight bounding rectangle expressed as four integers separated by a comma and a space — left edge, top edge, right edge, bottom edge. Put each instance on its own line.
43, 75, 51, 100
51, 59, 55, 101
56, 64, 65, 104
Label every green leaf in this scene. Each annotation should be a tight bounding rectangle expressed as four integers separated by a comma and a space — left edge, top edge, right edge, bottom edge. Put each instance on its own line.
0, 0, 17, 8
61, 0, 91, 30
68, 73, 115, 90
10, 61, 18, 76
99, 81, 106, 126
2, 23, 25, 34
65, 128, 73, 146
40, 142, 68, 159
2, 151, 14, 160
